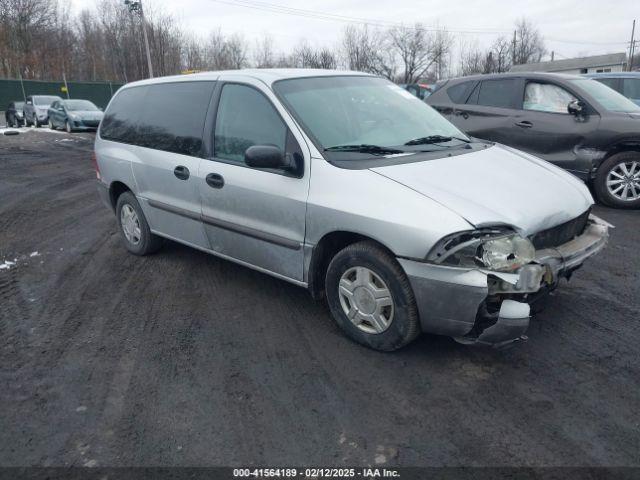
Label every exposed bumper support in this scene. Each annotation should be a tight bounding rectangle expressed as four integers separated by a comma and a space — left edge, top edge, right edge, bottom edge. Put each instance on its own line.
399, 215, 610, 347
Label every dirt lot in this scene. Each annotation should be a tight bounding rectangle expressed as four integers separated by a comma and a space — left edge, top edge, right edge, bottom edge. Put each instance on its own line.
0, 128, 639, 468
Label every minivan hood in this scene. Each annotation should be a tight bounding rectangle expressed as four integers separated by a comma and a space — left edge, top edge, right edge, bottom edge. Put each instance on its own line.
371, 145, 593, 235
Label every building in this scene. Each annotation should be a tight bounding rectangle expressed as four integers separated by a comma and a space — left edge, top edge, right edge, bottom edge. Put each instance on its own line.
510, 52, 627, 75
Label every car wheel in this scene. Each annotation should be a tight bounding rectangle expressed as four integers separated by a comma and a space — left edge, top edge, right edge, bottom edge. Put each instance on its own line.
48, 119, 55, 130
33, 115, 40, 128
594, 152, 640, 209
115, 192, 163, 256
65, 120, 72, 133
325, 241, 420, 351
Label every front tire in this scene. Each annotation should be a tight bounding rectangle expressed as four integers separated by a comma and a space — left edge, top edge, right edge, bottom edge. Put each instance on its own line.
48, 118, 55, 130
65, 120, 72, 133
594, 152, 640, 209
33, 115, 40, 128
325, 241, 420, 351
115, 192, 163, 256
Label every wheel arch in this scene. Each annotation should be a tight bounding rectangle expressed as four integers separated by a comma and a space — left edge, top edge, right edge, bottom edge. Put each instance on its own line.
604, 140, 640, 159
307, 230, 398, 300
109, 181, 133, 211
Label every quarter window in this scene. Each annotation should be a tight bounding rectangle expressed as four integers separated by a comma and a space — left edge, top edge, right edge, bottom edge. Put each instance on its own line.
214, 84, 287, 164
524, 82, 577, 114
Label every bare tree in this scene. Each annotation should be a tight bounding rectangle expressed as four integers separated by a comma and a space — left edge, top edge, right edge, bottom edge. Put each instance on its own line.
389, 23, 450, 83
254, 34, 276, 68
512, 18, 546, 66
341, 25, 395, 78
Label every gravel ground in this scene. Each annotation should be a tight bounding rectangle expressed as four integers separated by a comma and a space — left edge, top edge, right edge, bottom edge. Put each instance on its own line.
0, 128, 639, 469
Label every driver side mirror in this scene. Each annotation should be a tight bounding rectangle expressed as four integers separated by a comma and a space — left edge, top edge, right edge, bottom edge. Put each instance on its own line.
245, 145, 294, 171
568, 99, 585, 116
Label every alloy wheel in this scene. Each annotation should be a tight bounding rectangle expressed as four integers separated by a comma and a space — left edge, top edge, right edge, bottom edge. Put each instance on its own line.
606, 160, 640, 202
120, 204, 142, 245
338, 266, 394, 334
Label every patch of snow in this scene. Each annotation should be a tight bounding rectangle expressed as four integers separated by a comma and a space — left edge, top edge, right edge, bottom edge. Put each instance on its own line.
0, 260, 16, 270
30, 251, 40, 257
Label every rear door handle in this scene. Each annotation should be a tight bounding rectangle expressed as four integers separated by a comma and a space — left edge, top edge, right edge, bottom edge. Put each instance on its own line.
174, 165, 190, 180
206, 173, 225, 189
515, 121, 533, 128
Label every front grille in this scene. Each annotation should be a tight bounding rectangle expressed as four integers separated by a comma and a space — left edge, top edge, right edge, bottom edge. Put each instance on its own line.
530, 209, 591, 249
82, 120, 100, 127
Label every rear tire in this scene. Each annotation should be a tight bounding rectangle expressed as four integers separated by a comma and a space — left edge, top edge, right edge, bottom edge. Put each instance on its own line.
325, 241, 420, 351
115, 192, 163, 256
594, 152, 640, 209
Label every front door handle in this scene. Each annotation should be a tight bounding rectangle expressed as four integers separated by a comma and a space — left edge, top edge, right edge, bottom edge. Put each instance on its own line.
174, 165, 190, 180
454, 111, 469, 119
515, 120, 533, 128
206, 173, 225, 189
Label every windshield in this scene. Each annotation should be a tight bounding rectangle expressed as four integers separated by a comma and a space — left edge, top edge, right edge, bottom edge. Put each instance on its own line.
64, 100, 99, 111
34, 96, 60, 106
273, 76, 469, 155
571, 79, 640, 113
15, 102, 24, 109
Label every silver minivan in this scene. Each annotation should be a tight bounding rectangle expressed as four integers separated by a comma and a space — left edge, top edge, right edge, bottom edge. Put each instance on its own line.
95, 69, 609, 351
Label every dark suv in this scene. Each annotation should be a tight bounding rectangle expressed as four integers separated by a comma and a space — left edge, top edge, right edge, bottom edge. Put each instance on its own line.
427, 72, 640, 208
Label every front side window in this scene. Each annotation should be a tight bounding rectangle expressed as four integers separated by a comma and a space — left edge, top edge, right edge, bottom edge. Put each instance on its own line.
476, 79, 519, 109
274, 76, 467, 153
214, 84, 287, 164
524, 82, 577, 114
622, 79, 640, 100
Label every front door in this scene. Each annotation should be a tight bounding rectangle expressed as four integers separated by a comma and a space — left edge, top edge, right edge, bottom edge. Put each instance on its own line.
508, 80, 601, 176
198, 80, 310, 282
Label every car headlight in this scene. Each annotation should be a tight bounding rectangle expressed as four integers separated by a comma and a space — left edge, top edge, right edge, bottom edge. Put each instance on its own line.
427, 230, 536, 272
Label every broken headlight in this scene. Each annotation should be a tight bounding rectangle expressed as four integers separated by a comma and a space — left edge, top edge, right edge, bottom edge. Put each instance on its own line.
427, 230, 536, 272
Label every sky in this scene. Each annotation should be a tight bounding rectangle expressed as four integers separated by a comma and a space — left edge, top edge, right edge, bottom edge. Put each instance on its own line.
69, 0, 637, 64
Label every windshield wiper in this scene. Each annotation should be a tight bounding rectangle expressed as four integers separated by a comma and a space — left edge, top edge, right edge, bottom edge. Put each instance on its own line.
404, 135, 470, 146
324, 144, 405, 155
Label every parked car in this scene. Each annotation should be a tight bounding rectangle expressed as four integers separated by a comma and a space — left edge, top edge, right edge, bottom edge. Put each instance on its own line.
95, 70, 609, 351
48, 99, 104, 132
23, 95, 62, 127
400, 83, 433, 101
585, 72, 640, 106
4, 101, 25, 127
427, 72, 640, 208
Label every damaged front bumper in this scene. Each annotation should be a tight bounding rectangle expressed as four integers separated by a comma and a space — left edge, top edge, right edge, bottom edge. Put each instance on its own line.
399, 215, 610, 347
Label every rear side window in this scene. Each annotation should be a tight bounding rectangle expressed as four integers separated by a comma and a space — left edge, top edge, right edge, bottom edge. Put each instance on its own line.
137, 82, 214, 156
214, 84, 287, 164
446, 81, 476, 103
476, 79, 519, 108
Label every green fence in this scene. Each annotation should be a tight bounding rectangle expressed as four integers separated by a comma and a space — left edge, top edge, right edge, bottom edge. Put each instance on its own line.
0, 78, 124, 110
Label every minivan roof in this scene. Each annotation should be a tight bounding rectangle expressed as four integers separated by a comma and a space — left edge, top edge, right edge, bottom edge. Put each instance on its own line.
122, 68, 374, 90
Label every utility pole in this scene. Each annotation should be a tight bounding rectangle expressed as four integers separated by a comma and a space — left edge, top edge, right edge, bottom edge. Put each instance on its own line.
512, 30, 517, 65
125, 0, 154, 78
629, 20, 636, 71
